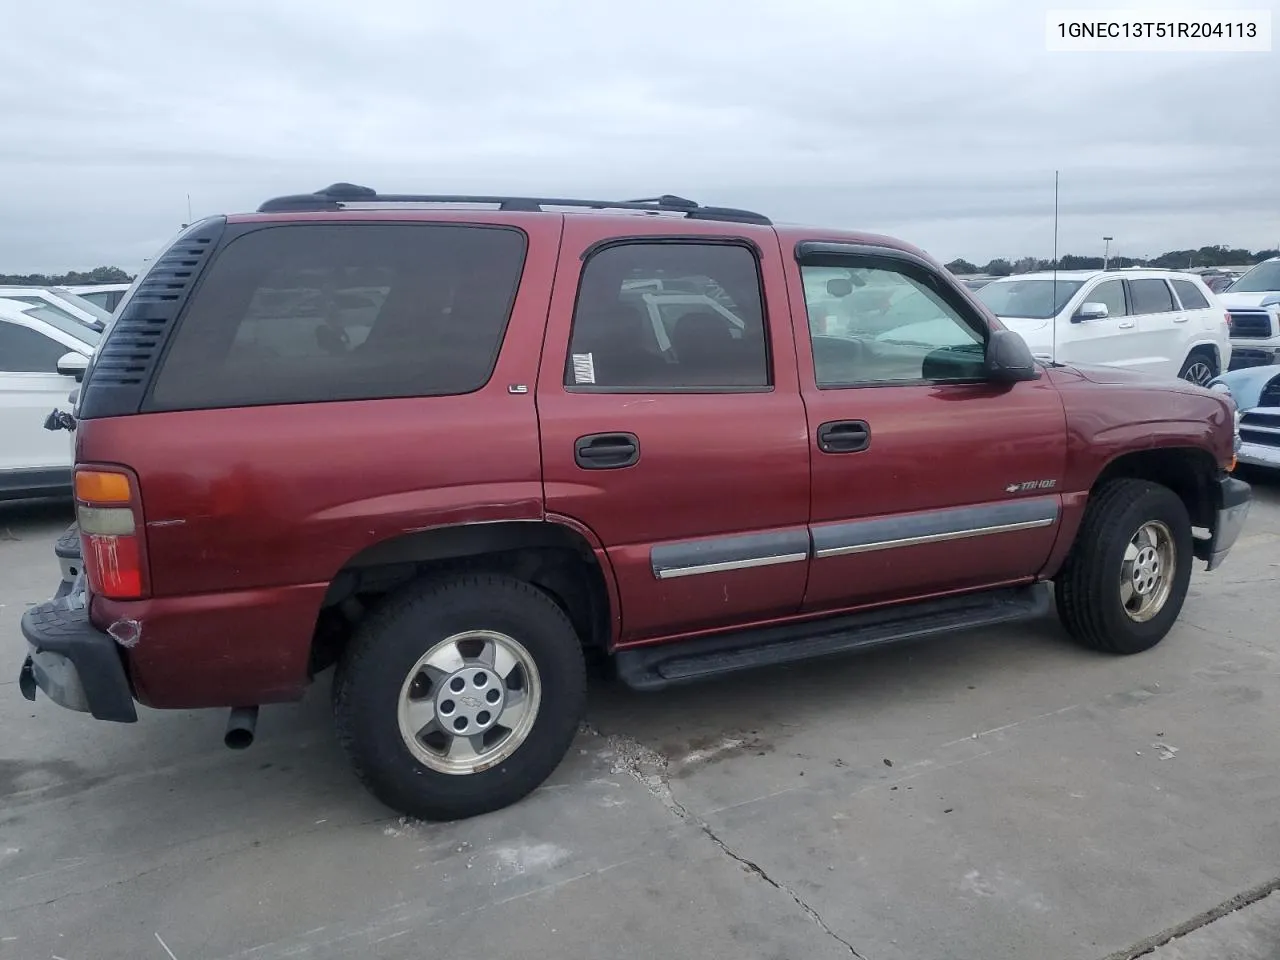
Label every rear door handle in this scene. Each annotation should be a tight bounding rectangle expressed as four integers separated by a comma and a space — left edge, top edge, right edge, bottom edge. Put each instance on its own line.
817, 420, 870, 454
574, 432, 640, 469
1118, 321, 1136, 329
1173, 315, 1189, 323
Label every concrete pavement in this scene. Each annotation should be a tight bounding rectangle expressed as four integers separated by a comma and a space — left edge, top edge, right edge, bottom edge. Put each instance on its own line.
2, 473, 1279, 960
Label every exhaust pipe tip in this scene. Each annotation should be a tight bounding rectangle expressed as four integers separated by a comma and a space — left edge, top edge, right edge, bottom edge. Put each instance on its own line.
224, 706, 259, 750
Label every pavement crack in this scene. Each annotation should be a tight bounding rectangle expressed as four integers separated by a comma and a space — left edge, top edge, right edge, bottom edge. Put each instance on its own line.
601, 730, 865, 959
1102, 875, 1280, 960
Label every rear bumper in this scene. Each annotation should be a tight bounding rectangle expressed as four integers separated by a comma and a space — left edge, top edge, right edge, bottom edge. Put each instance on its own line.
1196, 475, 1251, 572
19, 587, 137, 723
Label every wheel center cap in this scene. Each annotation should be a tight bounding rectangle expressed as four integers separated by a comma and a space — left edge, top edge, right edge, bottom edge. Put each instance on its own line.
434, 665, 506, 736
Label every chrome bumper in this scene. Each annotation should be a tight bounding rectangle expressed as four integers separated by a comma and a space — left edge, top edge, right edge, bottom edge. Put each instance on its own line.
1205, 476, 1251, 572
1237, 441, 1280, 470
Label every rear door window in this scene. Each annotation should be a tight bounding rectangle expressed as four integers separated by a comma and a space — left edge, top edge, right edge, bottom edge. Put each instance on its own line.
148, 223, 527, 410
1128, 278, 1177, 314
1170, 279, 1211, 310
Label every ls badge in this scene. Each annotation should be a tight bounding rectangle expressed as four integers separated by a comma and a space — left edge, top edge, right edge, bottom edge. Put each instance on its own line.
1005, 479, 1057, 494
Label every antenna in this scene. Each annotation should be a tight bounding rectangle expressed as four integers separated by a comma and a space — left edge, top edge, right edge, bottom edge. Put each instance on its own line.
187, 193, 193, 223
1051, 170, 1059, 365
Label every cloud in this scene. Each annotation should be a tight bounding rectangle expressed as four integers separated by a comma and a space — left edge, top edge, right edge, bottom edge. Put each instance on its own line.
2, 0, 1276, 271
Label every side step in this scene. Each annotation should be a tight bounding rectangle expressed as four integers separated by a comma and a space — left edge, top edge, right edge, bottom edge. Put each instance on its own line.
615, 584, 1050, 691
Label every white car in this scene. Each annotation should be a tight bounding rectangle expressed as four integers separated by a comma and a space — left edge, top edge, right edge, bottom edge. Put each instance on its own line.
63, 282, 133, 313
974, 269, 1230, 385
1219, 257, 1280, 370
0, 286, 113, 335
0, 298, 96, 500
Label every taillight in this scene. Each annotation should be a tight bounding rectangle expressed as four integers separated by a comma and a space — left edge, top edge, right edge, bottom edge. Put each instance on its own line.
75, 468, 145, 600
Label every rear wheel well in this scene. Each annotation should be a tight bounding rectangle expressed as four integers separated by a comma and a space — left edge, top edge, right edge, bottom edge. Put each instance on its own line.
309, 522, 612, 676
1182, 344, 1220, 372
1091, 447, 1218, 529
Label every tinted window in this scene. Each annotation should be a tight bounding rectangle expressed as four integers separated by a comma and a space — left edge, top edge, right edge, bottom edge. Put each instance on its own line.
0, 321, 67, 373
1129, 278, 1176, 314
565, 242, 768, 389
1085, 279, 1127, 317
976, 279, 1084, 319
1171, 279, 1210, 310
149, 224, 527, 410
802, 264, 986, 386
1230, 261, 1280, 293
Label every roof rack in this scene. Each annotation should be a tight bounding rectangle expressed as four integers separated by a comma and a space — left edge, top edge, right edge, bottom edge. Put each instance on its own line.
256, 183, 771, 225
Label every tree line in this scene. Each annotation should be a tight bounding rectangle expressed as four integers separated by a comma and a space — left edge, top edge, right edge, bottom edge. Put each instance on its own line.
0, 266, 134, 286
946, 245, 1279, 277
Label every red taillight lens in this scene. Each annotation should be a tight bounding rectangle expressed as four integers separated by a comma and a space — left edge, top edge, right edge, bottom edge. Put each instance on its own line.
74, 468, 144, 600
85, 532, 143, 597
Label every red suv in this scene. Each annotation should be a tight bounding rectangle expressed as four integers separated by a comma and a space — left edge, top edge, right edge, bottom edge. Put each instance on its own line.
19, 184, 1251, 820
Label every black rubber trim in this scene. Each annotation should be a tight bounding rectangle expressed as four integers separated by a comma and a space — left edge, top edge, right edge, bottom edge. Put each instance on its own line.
617, 584, 1050, 690
579, 234, 763, 261
20, 593, 137, 723
812, 496, 1059, 557
1219, 475, 1252, 509
55, 523, 82, 560
0, 467, 71, 501
650, 528, 811, 579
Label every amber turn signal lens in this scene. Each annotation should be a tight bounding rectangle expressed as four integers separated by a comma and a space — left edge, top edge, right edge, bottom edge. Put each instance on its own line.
75, 470, 132, 504
1227, 455, 1237, 473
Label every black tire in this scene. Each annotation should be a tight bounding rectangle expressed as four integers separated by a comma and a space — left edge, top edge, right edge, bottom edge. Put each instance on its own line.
1055, 479, 1193, 654
333, 573, 587, 821
1178, 349, 1218, 387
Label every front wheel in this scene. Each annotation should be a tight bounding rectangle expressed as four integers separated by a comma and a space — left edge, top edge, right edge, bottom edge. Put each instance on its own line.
1055, 479, 1193, 654
1178, 350, 1218, 387
334, 573, 587, 821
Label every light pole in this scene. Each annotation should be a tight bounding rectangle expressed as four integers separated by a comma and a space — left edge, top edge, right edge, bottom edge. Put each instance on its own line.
1103, 236, 1113, 270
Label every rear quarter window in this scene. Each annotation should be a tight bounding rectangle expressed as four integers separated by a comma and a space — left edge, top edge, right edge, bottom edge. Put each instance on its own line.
147, 223, 527, 411
1170, 279, 1211, 310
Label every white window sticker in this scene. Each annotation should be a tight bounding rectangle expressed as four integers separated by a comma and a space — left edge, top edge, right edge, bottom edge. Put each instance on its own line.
571, 352, 596, 385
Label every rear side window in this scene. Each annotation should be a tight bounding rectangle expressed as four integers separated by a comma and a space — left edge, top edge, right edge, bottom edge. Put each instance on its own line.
1128, 278, 1176, 314
148, 223, 527, 410
565, 242, 769, 390
1171, 279, 1211, 310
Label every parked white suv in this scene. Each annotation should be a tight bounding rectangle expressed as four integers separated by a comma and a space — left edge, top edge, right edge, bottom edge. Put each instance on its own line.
0, 286, 113, 334
975, 269, 1230, 384
0, 298, 96, 500
1219, 257, 1280, 370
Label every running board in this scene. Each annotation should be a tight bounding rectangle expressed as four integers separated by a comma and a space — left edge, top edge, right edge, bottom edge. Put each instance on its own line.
615, 584, 1050, 691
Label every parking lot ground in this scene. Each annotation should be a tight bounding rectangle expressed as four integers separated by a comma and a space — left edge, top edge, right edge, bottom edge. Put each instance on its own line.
2, 472, 1279, 960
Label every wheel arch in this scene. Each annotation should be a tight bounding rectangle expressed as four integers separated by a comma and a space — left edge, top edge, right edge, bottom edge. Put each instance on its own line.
1091, 445, 1220, 528
311, 518, 618, 674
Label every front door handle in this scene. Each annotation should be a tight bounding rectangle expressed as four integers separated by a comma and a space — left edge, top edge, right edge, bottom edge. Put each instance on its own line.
1173, 315, 1189, 323
817, 420, 870, 454
575, 432, 640, 469
1118, 321, 1136, 329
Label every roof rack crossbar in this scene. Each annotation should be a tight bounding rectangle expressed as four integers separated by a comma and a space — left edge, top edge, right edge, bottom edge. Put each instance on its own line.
257, 183, 771, 224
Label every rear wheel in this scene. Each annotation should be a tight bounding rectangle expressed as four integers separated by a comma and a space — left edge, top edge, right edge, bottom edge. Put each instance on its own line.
1178, 349, 1218, 387
334, 573, 587, 821
1055, 479, 1193, 654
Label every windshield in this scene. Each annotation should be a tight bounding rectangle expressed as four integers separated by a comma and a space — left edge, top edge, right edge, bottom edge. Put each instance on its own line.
10, 303, 103, 345
1229, 261, 1280, 294
976, 279, 1085, 319
50, 287, 115, 324
4, 297, 104, 341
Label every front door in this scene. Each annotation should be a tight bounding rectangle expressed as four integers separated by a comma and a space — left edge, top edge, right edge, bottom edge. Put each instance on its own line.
1061, 276, 1132, 369
0, 318, 80, 476
536, 218, 811, 644
782, 244, 1068, 614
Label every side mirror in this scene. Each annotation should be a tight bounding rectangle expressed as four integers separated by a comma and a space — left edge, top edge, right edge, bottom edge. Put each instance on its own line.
826, 278, 854, 297
57, 351, 89, 382
1073, 302, 1109, 323
985, 329, 1040, 383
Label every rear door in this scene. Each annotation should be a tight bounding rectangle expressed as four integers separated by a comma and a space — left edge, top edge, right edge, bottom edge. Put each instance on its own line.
1170, 277, 1225, 381
536, 218, 810, 644
783, 242, 1067, 614
1126, 277, 1183, 378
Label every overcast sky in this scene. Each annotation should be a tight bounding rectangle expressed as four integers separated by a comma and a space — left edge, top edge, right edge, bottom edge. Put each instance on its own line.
3, 0, 1276, 273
